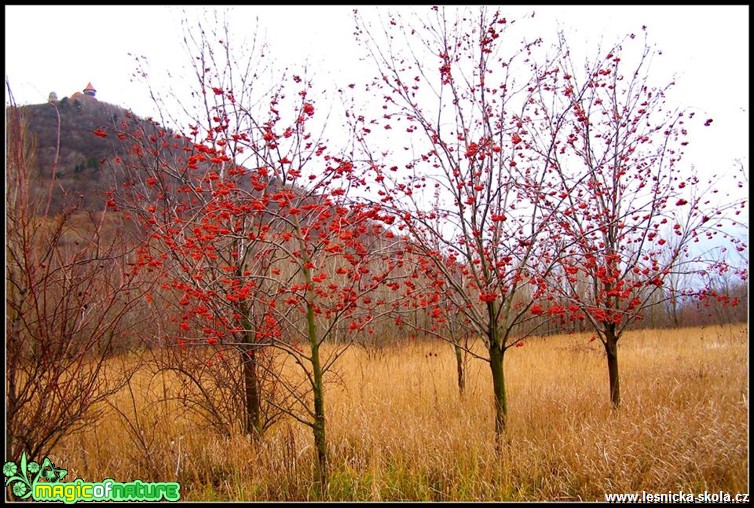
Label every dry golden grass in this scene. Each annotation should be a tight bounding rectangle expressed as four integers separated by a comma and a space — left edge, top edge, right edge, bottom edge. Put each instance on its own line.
49, 324, 748, 501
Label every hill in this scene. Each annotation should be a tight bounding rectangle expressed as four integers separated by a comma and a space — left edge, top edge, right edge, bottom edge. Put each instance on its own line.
16, 91, 154, 213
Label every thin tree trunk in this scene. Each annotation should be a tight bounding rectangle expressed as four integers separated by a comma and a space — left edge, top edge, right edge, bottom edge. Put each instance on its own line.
671, 294, 680, 328
489, 342, 507, 444
454, 343, 466, 397
295, 212, 329, 495
239, 299, 263, 437
605, 328, 621, 408
242, 348, 262, 436
307, 302, 328, 494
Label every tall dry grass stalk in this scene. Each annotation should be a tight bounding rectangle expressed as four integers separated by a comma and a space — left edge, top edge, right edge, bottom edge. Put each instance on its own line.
49, 324, 748, 501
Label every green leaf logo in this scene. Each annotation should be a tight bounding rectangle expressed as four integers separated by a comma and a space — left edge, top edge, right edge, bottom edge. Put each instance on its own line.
4, 452, 68, 500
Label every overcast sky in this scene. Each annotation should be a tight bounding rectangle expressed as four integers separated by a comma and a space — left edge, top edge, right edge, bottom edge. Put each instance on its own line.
5, 5, 749, 211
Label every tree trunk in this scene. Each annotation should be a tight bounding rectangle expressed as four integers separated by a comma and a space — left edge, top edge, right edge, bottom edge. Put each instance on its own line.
670, 294, 680, 328
242, 348, 262, 436
604, 327, 621, 408
238, 299, 263, 438
489, 342, 507, 442
312, 346, 328, 494
306, 299, 328, 495
454, 343, 466, 397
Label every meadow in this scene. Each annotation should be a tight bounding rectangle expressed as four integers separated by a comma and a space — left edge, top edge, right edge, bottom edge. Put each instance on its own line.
49, 323, 748, 501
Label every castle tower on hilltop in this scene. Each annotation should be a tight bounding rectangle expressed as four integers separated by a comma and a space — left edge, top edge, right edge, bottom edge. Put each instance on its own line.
71, 82, 98, 105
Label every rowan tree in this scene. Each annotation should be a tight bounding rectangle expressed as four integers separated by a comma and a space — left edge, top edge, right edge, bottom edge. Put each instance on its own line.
107, 12, 402, 492
525, 29, 748, 408
351, 6, 571, 442
105, 12, 312, 438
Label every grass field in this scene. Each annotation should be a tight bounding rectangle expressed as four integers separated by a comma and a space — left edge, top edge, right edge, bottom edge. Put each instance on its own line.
49, 323, 748, 501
